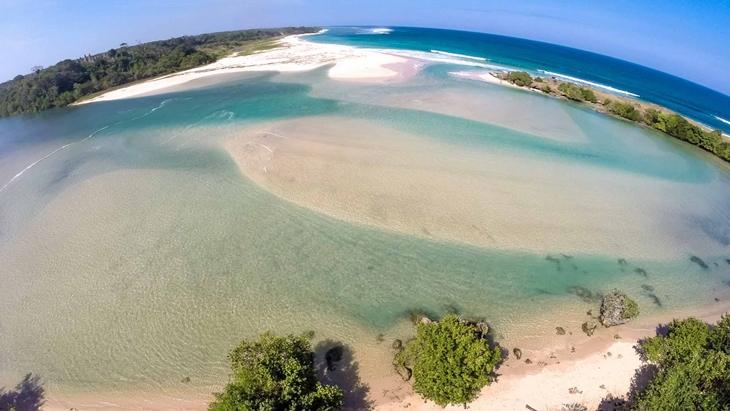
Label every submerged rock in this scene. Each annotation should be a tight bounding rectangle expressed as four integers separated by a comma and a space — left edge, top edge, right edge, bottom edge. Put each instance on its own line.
513, 348, 522, 360
525, 358, 532, 364
391, 339, 403, 350
556, 327, 566, 335
634, 268, 647, 277
726, 258, 730, 265
690, 256, 709, 269
648, 293, 662, 307
618, 258, 628, 267
600, 290, 640, 327
641, 284, 654, 292
325, 346, 344, 371
582, 321, 597, 336
568, 286, 599, 303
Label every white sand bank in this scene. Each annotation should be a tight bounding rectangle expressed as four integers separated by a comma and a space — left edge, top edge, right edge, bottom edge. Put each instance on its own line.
75, 34, 410, 104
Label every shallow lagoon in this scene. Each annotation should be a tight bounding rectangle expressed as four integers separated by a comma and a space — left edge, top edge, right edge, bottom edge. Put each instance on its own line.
1, 66, 730, 403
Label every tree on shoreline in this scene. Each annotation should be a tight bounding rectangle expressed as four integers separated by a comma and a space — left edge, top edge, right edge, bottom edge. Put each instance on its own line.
209, 332, 343, 411
620, 316, 730, 410
394, 315, 502, 407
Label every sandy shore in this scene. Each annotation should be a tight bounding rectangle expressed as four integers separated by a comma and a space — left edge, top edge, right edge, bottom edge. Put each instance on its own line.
75, 33, 410, 104
41, 302, 730, 411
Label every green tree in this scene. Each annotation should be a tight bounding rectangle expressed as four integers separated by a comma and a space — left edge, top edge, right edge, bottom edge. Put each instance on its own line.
630, 316, 730, 411
395, 316, 501, 407
506, 71, 533, 87
209, 332, 343, 411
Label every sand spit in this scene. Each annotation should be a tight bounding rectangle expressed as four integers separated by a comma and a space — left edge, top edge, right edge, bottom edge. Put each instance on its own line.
223, 115, 723, 259
75, 34, 410, 104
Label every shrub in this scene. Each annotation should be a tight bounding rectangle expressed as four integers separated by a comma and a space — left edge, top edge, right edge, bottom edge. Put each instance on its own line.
579, 87, 597, 103
629, 316, 730, 411
623, 297, 640, 320
506, 71, 533, 87
395, 315, 501, 406
209, 332, 343, 411
540, 84, 552, 93
607, 102, 641, 121
534, 77, 543, 83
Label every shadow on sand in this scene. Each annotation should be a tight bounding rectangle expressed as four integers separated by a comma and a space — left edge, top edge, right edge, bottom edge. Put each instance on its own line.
0, 374, 45, 411
314, 340, 374, 411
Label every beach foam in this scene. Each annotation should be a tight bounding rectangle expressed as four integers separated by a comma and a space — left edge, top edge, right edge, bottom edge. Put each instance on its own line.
538, 70, 640, 97
716, 115, 730, 126
430, 50, 488, 61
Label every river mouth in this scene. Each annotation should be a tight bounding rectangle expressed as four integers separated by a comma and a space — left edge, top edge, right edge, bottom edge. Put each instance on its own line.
1, 58, 730, 408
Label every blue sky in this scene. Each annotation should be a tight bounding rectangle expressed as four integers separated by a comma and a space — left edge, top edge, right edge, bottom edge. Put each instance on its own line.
1, 0, 729, 94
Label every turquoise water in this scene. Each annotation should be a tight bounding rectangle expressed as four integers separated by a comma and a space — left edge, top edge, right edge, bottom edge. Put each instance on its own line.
0, 43, 730, 404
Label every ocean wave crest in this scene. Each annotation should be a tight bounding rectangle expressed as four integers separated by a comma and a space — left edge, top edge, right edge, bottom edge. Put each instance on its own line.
715, 116, 730, 126
357, 28, 392, 35
538, 70, 639, 97
377, 49, 506, 70
430, 50, 487, 61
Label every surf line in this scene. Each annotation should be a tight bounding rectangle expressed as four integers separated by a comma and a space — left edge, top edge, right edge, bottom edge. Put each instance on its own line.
0, 98, 178, 195
0, 126, 110, 195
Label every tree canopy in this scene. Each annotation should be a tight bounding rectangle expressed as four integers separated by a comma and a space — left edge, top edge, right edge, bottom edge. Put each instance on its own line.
506, 71, 533, 87
630, 316, 730, 410
209, 332, 343, 411
394, 315, 502, 407
0, 27, 318, 117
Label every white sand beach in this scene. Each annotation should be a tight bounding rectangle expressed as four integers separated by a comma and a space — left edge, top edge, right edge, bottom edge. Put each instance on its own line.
75, 34, 411, 104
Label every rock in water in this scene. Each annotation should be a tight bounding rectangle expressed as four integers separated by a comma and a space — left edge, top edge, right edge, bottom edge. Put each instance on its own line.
325, 346, 344, 371
556, 327, 566, 335
513, 348, 522, 360
690, 256, 708, 269
391, 339, 403, 350
600, 289, 639, 327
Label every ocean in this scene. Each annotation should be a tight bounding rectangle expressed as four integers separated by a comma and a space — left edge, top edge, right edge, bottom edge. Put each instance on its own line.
0, 28, 729, 408
310, 27, 730, 134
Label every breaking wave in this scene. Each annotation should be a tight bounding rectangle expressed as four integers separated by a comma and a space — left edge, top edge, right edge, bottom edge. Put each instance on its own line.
538, 70, 639, 97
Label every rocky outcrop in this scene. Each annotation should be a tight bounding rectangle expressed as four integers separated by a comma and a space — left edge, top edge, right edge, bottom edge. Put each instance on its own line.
600, 289, 639, 327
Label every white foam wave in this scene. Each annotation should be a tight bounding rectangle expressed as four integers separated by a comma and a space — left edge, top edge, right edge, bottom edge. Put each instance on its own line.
128, 98, 175, 121
357, 28, 392, 35
715, 116, 730, 126
430, 50, 487, 61
0, 125, 109, 194
538, 70, 639, 97
376, 49, 506, 70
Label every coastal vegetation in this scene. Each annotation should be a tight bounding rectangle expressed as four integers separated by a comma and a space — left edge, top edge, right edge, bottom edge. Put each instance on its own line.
499, 72, 730, 163
393, 315, 502, 407
625, 316, 730, 410
0, 27, 318, 117
209, 332, 343, 411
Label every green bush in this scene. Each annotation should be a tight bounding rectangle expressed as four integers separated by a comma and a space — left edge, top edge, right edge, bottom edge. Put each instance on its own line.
209, 332, 343, 411
623, 296, 640, 319
534, 77, 543, 83
607, 102, 641, 121
579, 87, 597, 103
395, 315, 501, 406
506, 71, 533, 87
630, 316, 730, 411
540, 84, 552, 93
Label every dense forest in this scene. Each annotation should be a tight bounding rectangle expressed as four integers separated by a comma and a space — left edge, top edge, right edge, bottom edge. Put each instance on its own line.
0, 27, 318, 117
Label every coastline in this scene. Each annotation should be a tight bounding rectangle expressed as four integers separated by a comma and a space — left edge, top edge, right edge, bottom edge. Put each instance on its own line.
73, 33, 413, 105
41, 301, 730, 411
